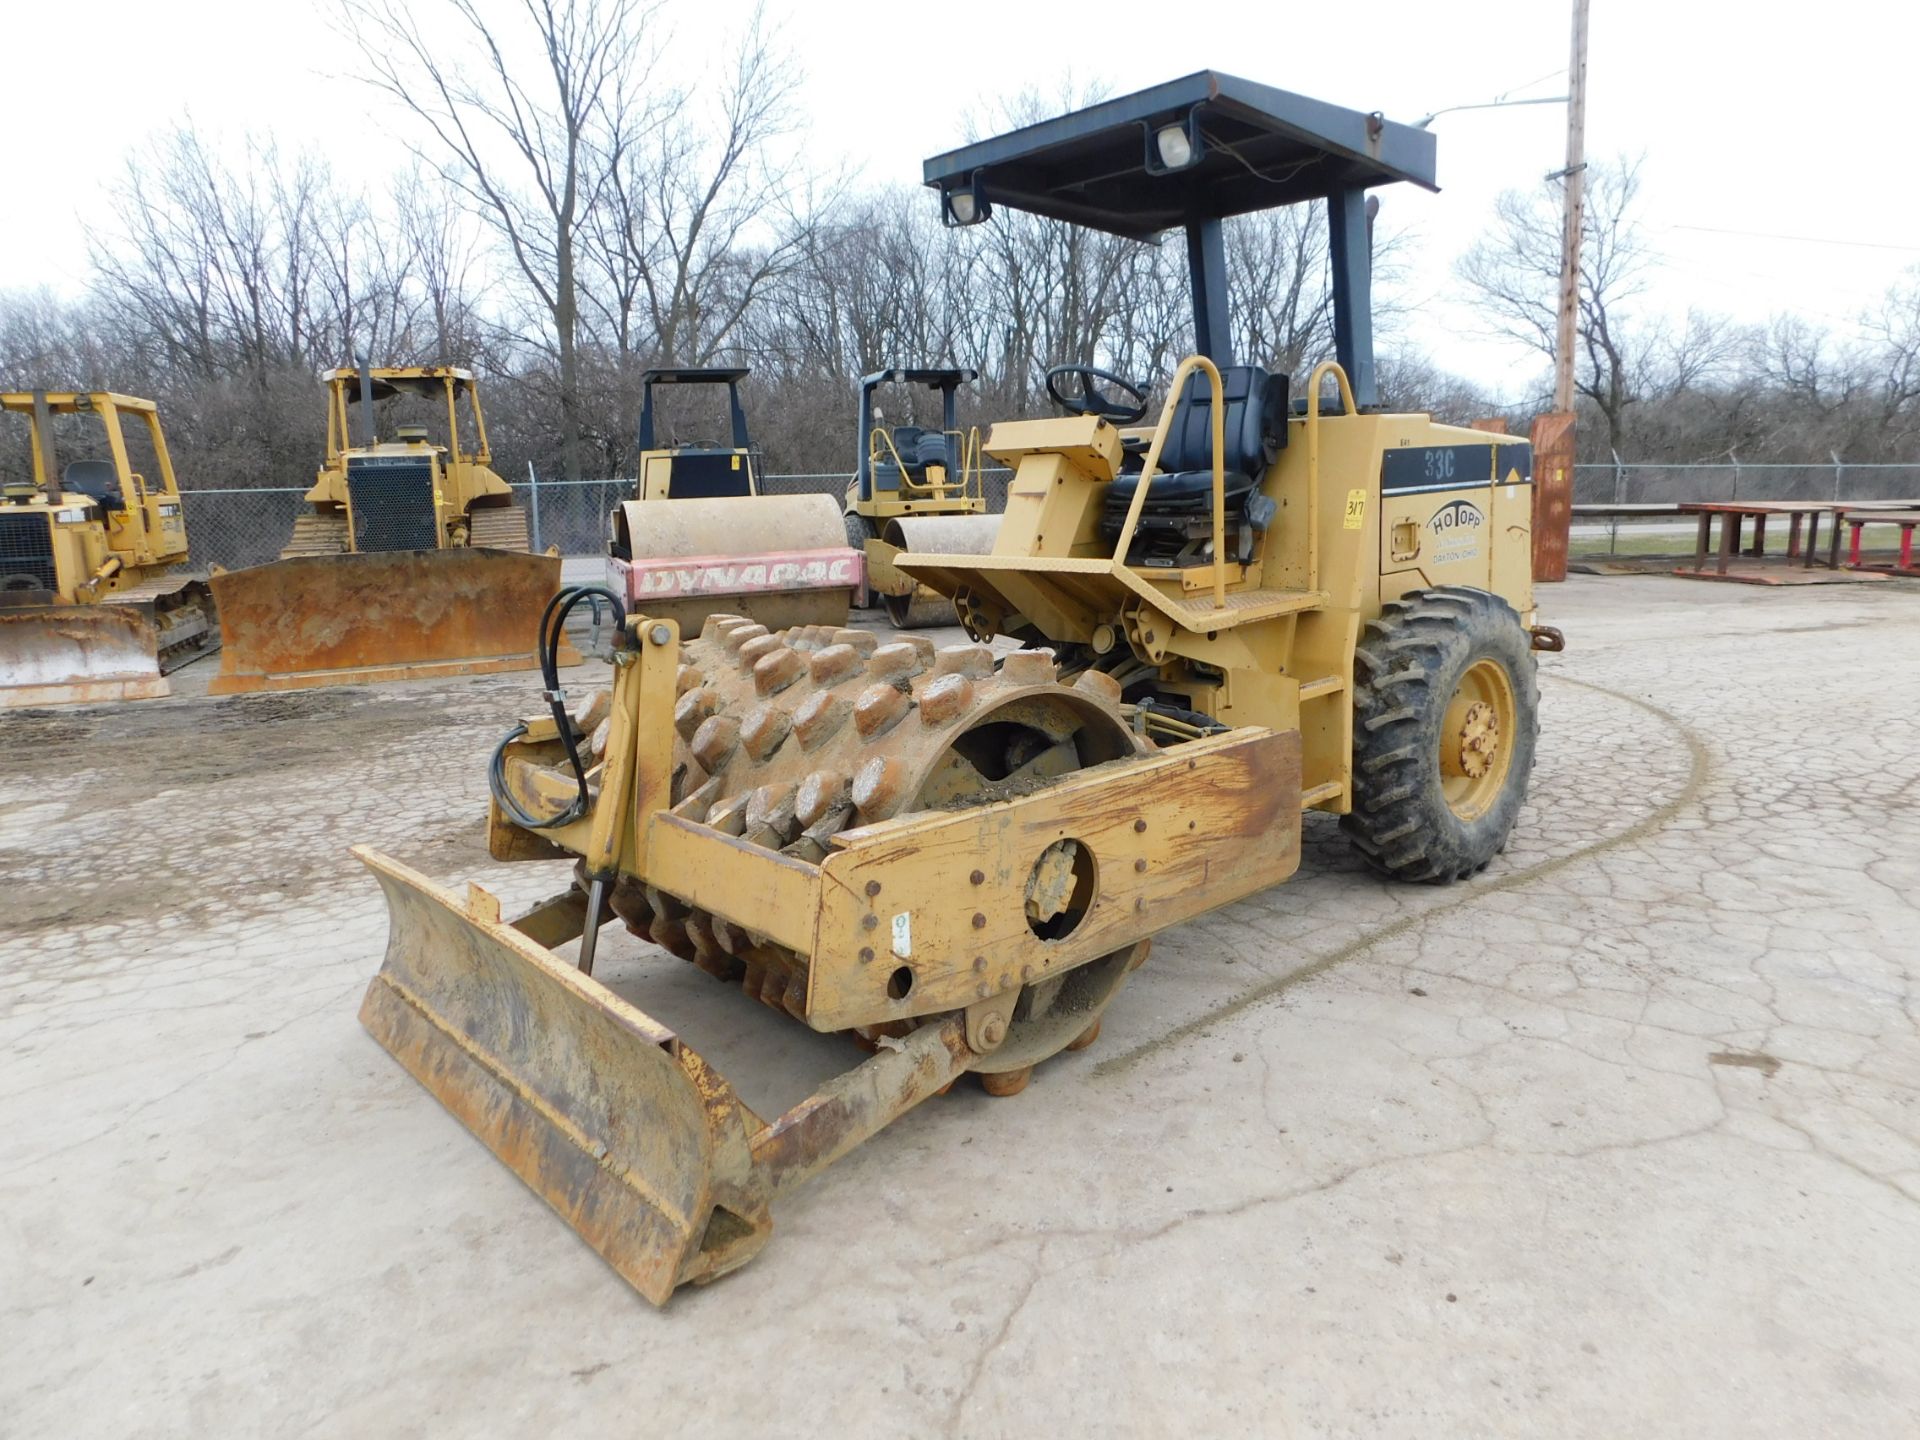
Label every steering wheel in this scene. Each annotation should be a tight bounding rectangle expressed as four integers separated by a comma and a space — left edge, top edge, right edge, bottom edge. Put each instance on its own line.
1044, 364, 1150, 426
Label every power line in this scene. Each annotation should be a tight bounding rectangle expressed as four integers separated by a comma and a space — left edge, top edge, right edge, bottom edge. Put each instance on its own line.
1668, 223, 1920, 254
1495, 67, 1569, 103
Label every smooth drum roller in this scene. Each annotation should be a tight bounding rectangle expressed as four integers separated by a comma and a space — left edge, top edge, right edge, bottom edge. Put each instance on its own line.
610, 493, 863, 635
871, 513, 999, 628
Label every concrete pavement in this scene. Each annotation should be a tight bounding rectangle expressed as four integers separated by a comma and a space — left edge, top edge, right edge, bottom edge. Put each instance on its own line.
3, 575, 1917, 1437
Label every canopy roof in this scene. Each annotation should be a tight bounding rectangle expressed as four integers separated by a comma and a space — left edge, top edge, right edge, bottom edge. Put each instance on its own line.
641, 368, 750, 386
322, 366, 476, 403
923, 70, 1436, 240
860, 368, 978, 391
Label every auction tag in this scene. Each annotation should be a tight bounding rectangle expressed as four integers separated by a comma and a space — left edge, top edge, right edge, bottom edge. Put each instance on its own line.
891, 911, 912, 958
1344, 488, 1367, 529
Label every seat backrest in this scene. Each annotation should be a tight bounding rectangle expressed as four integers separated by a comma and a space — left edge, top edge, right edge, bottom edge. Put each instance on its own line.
62, 459, 124, 510
1159, 366, 1289, 475
909, 430, 950, 470
889, 425, 944, 476
664, 452, 753, 499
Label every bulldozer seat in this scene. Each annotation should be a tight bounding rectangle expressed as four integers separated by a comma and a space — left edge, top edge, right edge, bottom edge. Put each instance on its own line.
62, 460, 125, 511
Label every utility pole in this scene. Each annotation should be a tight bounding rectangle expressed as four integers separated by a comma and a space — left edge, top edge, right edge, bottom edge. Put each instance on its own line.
1553, 0, 1591, 413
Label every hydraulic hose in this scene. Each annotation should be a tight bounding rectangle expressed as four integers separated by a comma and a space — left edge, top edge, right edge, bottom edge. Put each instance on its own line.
488, 584, 626, 829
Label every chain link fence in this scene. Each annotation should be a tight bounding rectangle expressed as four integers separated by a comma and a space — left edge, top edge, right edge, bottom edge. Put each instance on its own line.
1570, 462, 1920, 558
1573, 461, 1920, 506
175, 462, 1920, 571
176, 469, 1018, 570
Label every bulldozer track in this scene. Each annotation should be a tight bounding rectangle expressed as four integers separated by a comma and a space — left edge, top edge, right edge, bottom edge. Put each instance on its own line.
468, 505, 531, 552
102, 571, 219, 673
279, 512, 350, 558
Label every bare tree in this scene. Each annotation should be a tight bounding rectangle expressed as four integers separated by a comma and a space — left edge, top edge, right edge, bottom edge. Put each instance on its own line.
1228, 203, 1334, 375
1456, 156, 1690, 454
582, 5, 814, 369
1865, 268, 1920, 431
393, 167, 487, 361
341, 0, 660, 481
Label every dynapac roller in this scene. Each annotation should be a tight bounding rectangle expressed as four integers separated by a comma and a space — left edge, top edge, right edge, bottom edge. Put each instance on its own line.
354, 72, 1557, 1304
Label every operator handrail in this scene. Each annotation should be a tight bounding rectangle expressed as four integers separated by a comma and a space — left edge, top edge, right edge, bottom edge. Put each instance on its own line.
1304, 361, 1357, 594
959, 425, 983, 504
866, 426, 981, 503
1110, 354, 1228, 609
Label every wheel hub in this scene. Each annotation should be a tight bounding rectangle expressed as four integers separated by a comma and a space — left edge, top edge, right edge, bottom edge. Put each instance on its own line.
1457, 699, 1500, 778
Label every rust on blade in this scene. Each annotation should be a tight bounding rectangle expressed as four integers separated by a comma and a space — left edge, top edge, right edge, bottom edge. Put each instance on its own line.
208, 548, 577, 694
0, 605, 169, 708
353, 847, 773, 1305
750, 1018, 971, 1199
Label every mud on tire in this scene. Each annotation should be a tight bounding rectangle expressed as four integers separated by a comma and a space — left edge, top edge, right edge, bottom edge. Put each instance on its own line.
1342, 585, 1539, 883
842, 510, 877, 609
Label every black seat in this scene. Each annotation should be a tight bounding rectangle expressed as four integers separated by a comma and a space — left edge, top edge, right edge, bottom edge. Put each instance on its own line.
910, 431, 950, 469
62, 460, 125, 511
1102, 366, 1288, 564
888, 425, 950, 478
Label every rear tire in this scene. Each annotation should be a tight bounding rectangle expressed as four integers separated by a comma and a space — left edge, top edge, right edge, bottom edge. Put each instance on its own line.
843, 510, 877, 608
1343, 586, 1538, 883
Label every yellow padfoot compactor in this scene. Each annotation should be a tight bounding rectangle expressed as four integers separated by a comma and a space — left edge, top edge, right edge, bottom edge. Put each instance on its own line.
354, 73, 1562, 1304
360, 611, 1299, 1303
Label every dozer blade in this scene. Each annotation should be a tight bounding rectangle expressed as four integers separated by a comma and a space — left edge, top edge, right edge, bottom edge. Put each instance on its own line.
355, 848, 972, 1304
207, 549, 578, 695
355, 849, 774, 1302
609, 493, 862, 634
0, 605, 169, 708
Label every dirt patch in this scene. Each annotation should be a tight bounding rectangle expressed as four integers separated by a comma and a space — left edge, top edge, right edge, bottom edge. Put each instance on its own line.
1708, 1050, 1782, 1077
5, 687, 507, 798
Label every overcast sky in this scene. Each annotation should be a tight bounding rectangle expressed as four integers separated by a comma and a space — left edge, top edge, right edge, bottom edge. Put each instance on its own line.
5, 0, 1914, 400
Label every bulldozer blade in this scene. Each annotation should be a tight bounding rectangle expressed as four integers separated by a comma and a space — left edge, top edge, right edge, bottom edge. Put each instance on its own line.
0, 605, 169, 708
355, 848, 776, 1304
355, 848, 978, 1303
207, 549, 578, 695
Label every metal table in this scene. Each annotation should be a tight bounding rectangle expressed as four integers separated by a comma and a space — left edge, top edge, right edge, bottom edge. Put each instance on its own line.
1836, 507, 1920, 576
1676, 501, 1851, 583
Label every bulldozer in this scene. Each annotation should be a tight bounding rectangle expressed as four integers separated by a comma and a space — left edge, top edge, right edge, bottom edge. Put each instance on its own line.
608, 367, 862, 633
353, 71, 1561, 1305
206, 363, 572, 694
842, 367, 999, 628
0, 391, 217, 707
